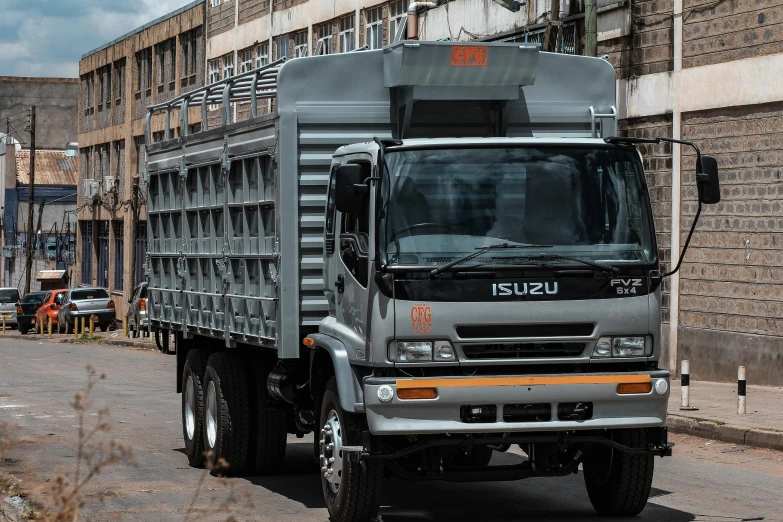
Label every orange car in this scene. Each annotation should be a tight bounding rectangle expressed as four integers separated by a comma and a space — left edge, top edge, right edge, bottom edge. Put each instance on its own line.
35, 289, 68, 330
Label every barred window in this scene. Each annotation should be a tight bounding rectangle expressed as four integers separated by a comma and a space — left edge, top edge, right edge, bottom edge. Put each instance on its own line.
255, 43, 269, 67
340, 16, 355, 53
366, 7, 383, 50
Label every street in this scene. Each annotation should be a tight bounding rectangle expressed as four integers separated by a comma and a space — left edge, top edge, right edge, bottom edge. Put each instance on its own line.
1, 339, 782, 521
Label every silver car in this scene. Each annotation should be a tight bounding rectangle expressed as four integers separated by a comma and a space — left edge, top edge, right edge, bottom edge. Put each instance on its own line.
0, 287, 21, 327
57, 287, 116, 334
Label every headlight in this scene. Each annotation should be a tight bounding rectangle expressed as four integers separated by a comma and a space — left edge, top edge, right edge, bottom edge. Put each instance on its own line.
592, 336, 648, 358
434, 341, 455, 361
391, 341, 432, 362
389, 340, 456, 362
613, 337, 646, 357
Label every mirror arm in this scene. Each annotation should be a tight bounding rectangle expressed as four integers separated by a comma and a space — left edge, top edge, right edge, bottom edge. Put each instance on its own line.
663, 199, 702, 278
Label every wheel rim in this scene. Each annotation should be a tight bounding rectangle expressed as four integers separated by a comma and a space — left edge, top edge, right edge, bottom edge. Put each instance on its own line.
205, 381, 217, 449
320, 410, 344, 493
185, 375, 196, 440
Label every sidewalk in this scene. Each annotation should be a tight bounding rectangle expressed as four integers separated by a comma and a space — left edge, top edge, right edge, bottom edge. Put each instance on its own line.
0, 326, 158, 350
668, 381, 783, 451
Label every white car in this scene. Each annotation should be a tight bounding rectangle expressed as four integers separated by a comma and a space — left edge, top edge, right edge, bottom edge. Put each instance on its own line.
0, 288, 22, 327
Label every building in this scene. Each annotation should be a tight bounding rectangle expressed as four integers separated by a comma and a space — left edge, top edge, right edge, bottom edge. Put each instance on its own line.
1, 76, 79, 291
76, 1, 206, 320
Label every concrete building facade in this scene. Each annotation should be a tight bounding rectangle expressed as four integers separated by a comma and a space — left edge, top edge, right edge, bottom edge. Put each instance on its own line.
76, 1, 206, 321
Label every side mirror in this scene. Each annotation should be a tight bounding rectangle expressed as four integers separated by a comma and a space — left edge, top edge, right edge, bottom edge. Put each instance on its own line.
698, 155, 720, 205
334, 164, 368, 215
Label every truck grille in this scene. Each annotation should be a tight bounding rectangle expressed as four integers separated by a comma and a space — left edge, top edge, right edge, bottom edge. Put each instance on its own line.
461, 342, 586, 359
456, 323, 594, 339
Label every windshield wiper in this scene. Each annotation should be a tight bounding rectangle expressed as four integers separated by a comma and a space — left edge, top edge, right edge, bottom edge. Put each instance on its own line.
522, 253, 619, 274
430, 242, 552, 278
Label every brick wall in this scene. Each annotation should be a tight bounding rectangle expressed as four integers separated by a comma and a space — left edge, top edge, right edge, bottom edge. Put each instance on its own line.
679, 102, 783, 337
599, 0, 674, 79
619, 115, 674, 325
239, 0, 270, 25
272, 0, 308, 10
683, 0, 783, 68
209, 0, 236, 38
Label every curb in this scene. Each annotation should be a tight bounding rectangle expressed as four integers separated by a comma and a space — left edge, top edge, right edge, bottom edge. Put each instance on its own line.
2, 331, 156, 351
667, 414, 783, 452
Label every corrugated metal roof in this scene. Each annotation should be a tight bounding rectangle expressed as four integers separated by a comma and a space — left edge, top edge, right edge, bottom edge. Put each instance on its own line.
37, 270, 67, 281
16, 150, 78, 186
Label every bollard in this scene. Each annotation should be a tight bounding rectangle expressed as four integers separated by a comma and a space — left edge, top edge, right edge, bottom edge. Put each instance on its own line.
48, 317, 52, 337
123, 318, 128, 337
680, 360, 698, 411
81, 317, 86, 337
2, 317, 5, 333
738, 366, 747, 414
74, 318, 79, 338
89, 316, 95, 337
39, 319, 44, 335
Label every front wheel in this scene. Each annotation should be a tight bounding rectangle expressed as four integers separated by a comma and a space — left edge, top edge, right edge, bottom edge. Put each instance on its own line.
583, 428, 654, 516
319, 377, 383, 522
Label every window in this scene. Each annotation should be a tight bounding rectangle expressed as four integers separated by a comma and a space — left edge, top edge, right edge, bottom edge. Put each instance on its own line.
294, 31, 308, 58
339, 16, 355, 53
134, 223, 147, 288
275, 35, 290, 60
114, 59, 125, 103
240, 49, 253, 73
316, 24, 333, 55
136, 48, 152, 92
339, 162, 371, 287
255, 43, 269, 67
97, 222, 109, 289
390, 0, 407, 43
113, 221, 124, 292
325, 169, 338, 254
223, 53, 234, 79
209, 59, 220, 84
72, 288, 110, 300
211, 0, 221, 6
366, 7, 383, 50
81, 222, 93, 285
181, 27, 204, 90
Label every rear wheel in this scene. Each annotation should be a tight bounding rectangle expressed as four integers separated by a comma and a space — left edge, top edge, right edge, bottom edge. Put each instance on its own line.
319, 377, 383, 522
100, 323, 108, 332
203, 352, 251, 476
182, 349, 207, 467
19, 325, 28, 335
583, 428, 654, 516
65, 320, 73, 335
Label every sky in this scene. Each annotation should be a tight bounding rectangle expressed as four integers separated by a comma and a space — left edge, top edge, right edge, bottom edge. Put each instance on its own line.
0, 0, 196, 78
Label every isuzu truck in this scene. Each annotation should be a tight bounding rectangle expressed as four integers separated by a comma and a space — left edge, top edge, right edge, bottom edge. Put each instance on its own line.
144, 41, 721, 521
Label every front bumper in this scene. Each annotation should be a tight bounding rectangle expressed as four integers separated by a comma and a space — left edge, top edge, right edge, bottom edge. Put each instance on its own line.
364, 371, 669, 435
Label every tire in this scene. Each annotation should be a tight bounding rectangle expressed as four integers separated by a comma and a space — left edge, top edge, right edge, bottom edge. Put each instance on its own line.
583, 428, 655, 517
203, 352, 251, 476
65, 320, 73, 335
249, 361, 287, 474
19, 325, 28, 335
182, 349, 207, 468
100, 323, 108, 332
319, 377, 383, 522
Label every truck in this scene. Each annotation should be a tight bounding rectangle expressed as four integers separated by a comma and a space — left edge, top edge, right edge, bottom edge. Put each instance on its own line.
144, 41, 721, 521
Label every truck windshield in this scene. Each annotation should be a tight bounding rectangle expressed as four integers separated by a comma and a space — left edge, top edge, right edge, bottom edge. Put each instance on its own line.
380, 146, 655, 268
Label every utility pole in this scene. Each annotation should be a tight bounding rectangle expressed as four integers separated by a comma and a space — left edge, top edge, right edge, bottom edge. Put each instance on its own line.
23, 106, 35, 295
585, 0, 598, 57
543, 0, 561, 53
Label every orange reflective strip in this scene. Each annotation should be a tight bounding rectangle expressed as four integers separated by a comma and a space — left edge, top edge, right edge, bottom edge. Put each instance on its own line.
396, 374, 651, 389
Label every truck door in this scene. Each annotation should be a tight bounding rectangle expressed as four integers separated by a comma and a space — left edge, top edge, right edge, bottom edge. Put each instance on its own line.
324, 160, 372, 350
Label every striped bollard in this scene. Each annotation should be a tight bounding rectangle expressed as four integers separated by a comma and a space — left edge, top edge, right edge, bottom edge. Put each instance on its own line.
738, 366, 747, 414
680, 360, 698, 411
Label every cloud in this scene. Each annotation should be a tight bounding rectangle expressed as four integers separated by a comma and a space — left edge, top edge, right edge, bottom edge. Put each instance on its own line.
0, 0, 196, 78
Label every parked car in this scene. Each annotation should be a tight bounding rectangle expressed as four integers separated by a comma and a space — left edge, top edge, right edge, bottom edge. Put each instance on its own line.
16, 291, 47, 334
35, 289, 69, 333
0, 288, 22, 327
57, 288, 116, 334
126, 282, 148, 338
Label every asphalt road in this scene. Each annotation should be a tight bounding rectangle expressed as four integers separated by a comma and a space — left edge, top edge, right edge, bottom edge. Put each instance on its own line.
1, 339, 782, 521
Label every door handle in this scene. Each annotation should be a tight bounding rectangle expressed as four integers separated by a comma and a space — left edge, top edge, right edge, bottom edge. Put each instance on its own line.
335, 274, 345, 294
